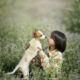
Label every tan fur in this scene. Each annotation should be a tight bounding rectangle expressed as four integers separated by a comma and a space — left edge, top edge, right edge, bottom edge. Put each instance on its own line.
33, 31, 42, 38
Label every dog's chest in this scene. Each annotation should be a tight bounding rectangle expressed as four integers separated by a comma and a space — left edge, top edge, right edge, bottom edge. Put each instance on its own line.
20, 39, 42, 64
25, 39, 41, 57
29, 39, 42, 50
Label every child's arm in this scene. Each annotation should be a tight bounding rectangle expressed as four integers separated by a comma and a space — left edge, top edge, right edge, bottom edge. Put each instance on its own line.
37, 47, 49, 59
38, 47, 50, 69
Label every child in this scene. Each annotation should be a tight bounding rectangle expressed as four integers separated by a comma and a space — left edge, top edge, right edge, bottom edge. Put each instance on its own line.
37, 30, 67, 78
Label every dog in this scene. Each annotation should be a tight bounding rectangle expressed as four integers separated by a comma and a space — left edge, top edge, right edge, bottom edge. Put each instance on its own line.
7, 29, 46, 79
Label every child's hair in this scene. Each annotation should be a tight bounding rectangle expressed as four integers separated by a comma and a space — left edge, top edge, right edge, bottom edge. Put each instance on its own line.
51, 30, 67, 53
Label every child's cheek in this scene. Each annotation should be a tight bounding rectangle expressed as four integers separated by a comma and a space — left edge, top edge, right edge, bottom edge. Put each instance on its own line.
52, 40, 55, 46
50, 39, 55, 45
46, 39, 50, 45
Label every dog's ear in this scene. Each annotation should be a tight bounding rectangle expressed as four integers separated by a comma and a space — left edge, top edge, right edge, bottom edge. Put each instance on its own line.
32, 29, 38, 38
33, 32, 37, 38
35, 29, 38, 32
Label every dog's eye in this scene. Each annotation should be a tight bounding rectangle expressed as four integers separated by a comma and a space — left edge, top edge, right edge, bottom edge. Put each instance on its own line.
40, 34, 42, 37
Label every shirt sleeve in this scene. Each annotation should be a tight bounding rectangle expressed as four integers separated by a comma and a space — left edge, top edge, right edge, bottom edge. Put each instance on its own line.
39, 50, 48, 58
53, 52, 62, 61
39, 50, 50, 69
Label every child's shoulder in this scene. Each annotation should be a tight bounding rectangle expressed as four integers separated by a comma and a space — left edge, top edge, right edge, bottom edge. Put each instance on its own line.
55, 50, 63, 58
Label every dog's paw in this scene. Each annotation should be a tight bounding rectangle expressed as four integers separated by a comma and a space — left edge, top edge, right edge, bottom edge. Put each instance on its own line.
23, 75, 29, 80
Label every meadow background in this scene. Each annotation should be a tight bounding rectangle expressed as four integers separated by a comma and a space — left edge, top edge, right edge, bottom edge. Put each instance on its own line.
0, 0, 80, 80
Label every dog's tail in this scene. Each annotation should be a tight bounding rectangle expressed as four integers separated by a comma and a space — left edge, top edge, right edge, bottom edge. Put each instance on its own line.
7, 65, 19, 75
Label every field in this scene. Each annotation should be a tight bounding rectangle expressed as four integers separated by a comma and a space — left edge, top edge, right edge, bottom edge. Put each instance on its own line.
0, 0, 80, 80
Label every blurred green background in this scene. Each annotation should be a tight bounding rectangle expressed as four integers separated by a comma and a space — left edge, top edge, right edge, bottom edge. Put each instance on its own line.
0, 0, 80, 80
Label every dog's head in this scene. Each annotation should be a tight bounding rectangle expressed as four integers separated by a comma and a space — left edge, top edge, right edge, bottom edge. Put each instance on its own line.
33, 29, 46, 39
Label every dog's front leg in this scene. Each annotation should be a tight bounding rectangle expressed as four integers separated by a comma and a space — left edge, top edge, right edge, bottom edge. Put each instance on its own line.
25, 44, 30, 50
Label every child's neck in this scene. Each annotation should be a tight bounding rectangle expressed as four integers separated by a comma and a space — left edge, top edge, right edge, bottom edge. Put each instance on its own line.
49, 45, 55, 51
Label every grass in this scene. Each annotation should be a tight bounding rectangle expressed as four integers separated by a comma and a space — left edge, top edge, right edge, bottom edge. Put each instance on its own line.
0, 0, 80, 80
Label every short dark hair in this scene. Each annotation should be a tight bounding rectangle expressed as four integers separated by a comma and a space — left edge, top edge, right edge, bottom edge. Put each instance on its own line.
51, 31, 67, 53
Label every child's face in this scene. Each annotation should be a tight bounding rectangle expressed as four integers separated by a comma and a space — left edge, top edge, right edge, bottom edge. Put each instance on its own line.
47, 37, 55, 46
